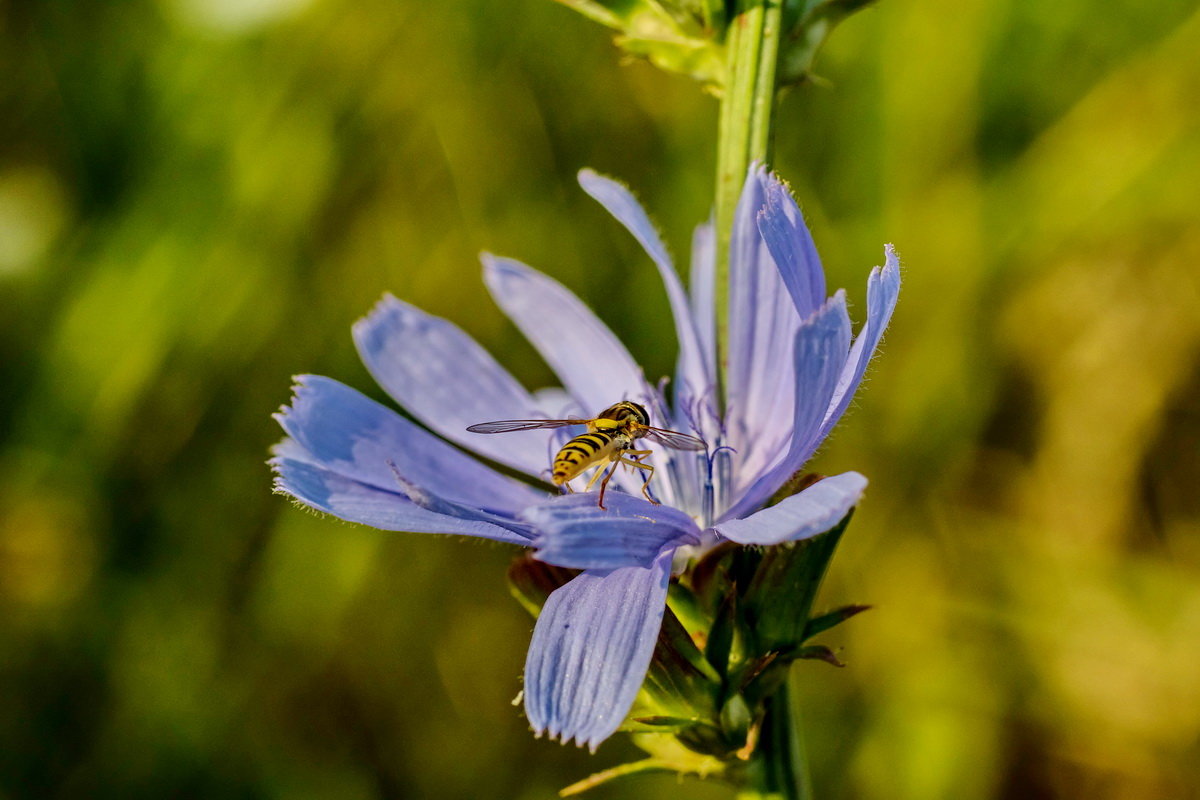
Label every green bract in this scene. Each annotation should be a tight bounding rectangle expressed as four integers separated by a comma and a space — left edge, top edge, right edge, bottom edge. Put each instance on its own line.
553, 0, 876, 91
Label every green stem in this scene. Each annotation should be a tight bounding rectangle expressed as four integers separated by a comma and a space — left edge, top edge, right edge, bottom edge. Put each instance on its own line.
735, 680, 812, 800
714, 0, 783, 398
713, 9, 810, 797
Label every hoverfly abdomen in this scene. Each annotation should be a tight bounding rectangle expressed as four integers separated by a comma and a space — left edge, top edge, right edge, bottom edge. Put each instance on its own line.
551, 431, 621, 485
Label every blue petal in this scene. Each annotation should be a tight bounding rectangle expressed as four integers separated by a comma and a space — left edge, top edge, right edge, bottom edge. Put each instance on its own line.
353, 295, 549, 477
524, 551, 672, 751
276, 375, 545, 515
819, 245, 902, 440
780, 293, 853, 464
724, 294, 852, 520
714, 471, 867, 545
523, 493, 701, 569
531, 387, 581, 419
482, 254, 647, 416
755, 170, 827, 319
272, 451, 533, 545
726, 167, 806, 485
577, 169, 712, 408
689, 222, 716, 383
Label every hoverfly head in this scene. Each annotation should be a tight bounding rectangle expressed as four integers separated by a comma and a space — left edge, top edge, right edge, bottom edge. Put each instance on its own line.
599, 400, 650, 428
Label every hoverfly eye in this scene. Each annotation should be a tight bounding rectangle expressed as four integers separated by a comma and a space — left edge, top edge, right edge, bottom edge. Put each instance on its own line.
629, 402, 649, 426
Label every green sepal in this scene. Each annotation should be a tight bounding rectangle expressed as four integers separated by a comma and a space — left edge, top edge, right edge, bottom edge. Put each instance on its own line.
733, 652, 790, 709
705, 588, 737, 679
657, 601, 722, 683
552, 0, 728, 88
666, 580, 710, 638
778, 0, 878, 87
802, 603, 871, 641
680, 0, 726, 31
676, 718, 744, 759
734, 644, 844, 711
739, 511, 853, 656
689, 540, 739, 609
551, 0, 874, 92
612, 34, 726, 90
720, 691, 753, 739
639, 605, 721, 716
506, 554, 578, 618
551, 0, 625, 29
625, 715, 707, 731
790, 644, 846, 668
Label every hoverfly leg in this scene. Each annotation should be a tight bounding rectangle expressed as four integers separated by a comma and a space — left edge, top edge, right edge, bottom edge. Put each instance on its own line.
583, 462, 609, 492
596, 460, 620, 510
623, 449, 652, 467
619, 450, 658, 505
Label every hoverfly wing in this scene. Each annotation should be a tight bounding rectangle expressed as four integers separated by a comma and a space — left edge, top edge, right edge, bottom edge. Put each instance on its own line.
466, 418, 587, 434
642, 427, 707, 451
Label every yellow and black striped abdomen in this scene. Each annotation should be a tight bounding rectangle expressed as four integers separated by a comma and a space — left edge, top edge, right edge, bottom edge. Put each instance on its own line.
551, 431, 620, 485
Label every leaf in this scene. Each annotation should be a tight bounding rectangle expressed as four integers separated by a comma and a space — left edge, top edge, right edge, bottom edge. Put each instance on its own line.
559, 758, 678, 796
779, 0, 878, 86
802, 603, 871, 640
791, 644, 846, 668
639, 604, 721, 721
551, 0, 625, 29
630, 715, 705, 727
704, 588, 737, 678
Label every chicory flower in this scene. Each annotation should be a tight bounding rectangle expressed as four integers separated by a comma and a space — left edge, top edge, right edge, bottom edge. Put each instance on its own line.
271, 166, 899, 751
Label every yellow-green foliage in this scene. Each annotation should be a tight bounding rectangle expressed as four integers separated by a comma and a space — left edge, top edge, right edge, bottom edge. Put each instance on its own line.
1, 0, 1197, 797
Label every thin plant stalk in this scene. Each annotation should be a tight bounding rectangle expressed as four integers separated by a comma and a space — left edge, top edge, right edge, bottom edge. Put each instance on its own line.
736, 681, 812, 800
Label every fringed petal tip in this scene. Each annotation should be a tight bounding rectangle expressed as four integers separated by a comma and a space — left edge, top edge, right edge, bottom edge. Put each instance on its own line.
270, 467, 333, 519
530, 724, 604, 753
350, 294, 412, 367
754, 172, 827, 320
271, 374, 314, 424
576, 167, 673, 269
875, 243, 901, 286
749, 165, 804, 222
576, 166, 612, 191
745, 160, 779, 188
817, 288, 847, 320
865, 245, 901, 315
478, 250, 520, 282
352, 291, 404, 333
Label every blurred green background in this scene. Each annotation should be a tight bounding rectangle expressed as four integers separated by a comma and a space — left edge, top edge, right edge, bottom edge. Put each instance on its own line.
3, 0, 1199, 797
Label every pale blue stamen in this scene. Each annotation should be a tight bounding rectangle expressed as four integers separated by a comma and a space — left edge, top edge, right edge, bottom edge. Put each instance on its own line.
699, 450, 715, 530
715, 446, 734, 522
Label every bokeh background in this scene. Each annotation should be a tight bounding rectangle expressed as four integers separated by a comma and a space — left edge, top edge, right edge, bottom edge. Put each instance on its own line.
3, 0, 1199, 797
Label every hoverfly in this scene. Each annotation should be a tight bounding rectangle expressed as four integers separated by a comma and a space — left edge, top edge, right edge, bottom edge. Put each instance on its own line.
466, 401, 706, 509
